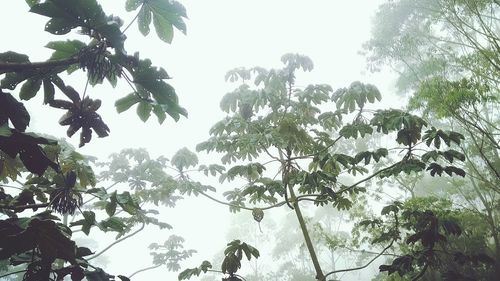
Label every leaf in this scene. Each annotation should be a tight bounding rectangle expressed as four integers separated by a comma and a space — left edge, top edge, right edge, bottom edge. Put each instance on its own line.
152, 104, 167, 124
139, 0, 187, 43
444, 166, 466, 177
0, 51, 30, 64
115, 93, 141, 113
70, 211, 96, 235
76, 247, 94, 258
99, 217, 127, 233
105, 194, 117, 217
138, 7, 152, 36
46, 40, 86, 60
137, 101, 152, 122
171, 148, 198, 170
0, 91, 30, 131
42, 79, 55, 104
19, 79, 42, 100
45, 17, 78, 35
125, 0, 142, 11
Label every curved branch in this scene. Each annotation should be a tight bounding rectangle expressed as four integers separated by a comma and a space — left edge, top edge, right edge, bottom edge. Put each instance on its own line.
128, 264, 162, 279
337, 162, 398, 195
197, 189, 286, 211
122, 5, 143, 34
324, 239, 395, 279
87, 222, 145, 261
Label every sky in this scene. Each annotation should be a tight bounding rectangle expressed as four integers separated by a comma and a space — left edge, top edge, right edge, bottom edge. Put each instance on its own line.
0, 1, 403, 280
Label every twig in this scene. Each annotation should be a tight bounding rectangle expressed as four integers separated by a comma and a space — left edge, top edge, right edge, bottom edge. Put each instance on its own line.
128, 264, 162, 279
323, 239, 394, 278
87, 222, 145, 261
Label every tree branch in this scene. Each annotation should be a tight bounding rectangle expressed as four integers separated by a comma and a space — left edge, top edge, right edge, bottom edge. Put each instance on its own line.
323, 239, 394, 279
87, 222, 145, 261
0, 57, 79, 74
0, 202, 49, 211
128, 264, 162, 279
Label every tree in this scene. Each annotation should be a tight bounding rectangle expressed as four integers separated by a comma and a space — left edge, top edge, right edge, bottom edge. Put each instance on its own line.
0, 0, 189, 280
364, 0, 500, 278
176, 53, 465, 281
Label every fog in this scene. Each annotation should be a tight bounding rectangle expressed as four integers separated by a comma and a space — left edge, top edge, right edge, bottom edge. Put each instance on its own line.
0, 1, 408, 280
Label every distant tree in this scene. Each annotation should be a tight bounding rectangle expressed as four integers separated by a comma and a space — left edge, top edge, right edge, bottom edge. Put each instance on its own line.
365, 0, 499, 278
176, 54, 466, 281
0, 0, 189, 280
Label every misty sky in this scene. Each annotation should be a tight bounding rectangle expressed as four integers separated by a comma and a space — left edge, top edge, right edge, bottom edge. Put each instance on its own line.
0, 1, 403, 280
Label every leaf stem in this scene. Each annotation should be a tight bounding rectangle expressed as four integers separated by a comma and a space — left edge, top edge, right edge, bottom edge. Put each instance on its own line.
122, 5, 144, 34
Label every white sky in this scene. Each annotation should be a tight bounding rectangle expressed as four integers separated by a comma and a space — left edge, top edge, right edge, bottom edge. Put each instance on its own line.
0, 1, 403, 280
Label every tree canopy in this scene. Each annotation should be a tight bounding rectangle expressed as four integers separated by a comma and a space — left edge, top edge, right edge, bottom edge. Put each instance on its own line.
1, 1, 499, 281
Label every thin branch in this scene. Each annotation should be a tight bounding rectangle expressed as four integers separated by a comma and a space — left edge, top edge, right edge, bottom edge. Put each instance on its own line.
339, 245, 400, 257
197, 189, 286, 211
87, 222, 145, 261
128, 264, 162, 279
337, 163, 398, 195
122, 5, 143, 34
323, 239, 394, 279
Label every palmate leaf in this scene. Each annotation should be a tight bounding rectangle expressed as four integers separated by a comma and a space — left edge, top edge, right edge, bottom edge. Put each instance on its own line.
126, 0, 187, 43
30, 0, 125, 52
0, 130, 59, 176
126, 58, 187, 122
171, 147, 198, 170
339, 122, 373, 139
178, 261, 212, 280
332, 81, 381, 112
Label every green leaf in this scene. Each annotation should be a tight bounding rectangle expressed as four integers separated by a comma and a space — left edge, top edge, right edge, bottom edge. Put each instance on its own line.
42, 79, 55, 104
138, 0, 187, 43
137, 102, 152, 122
152, 104, 167, 124
71, 211, 97, 235
99, 217, 127, 233
45, 17, 78, 35
46, 40, 86, 60
106, 193, 117, 217
171, 148, 199, 170
115, 93, 141, 113
0, 51, 30, 63
125, 0, 142, 11
19, 79, 42, 100
0, 92, 30, 131
25, 0, 39, 7
138, 7, 152, 36
153, 13, 174, 43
